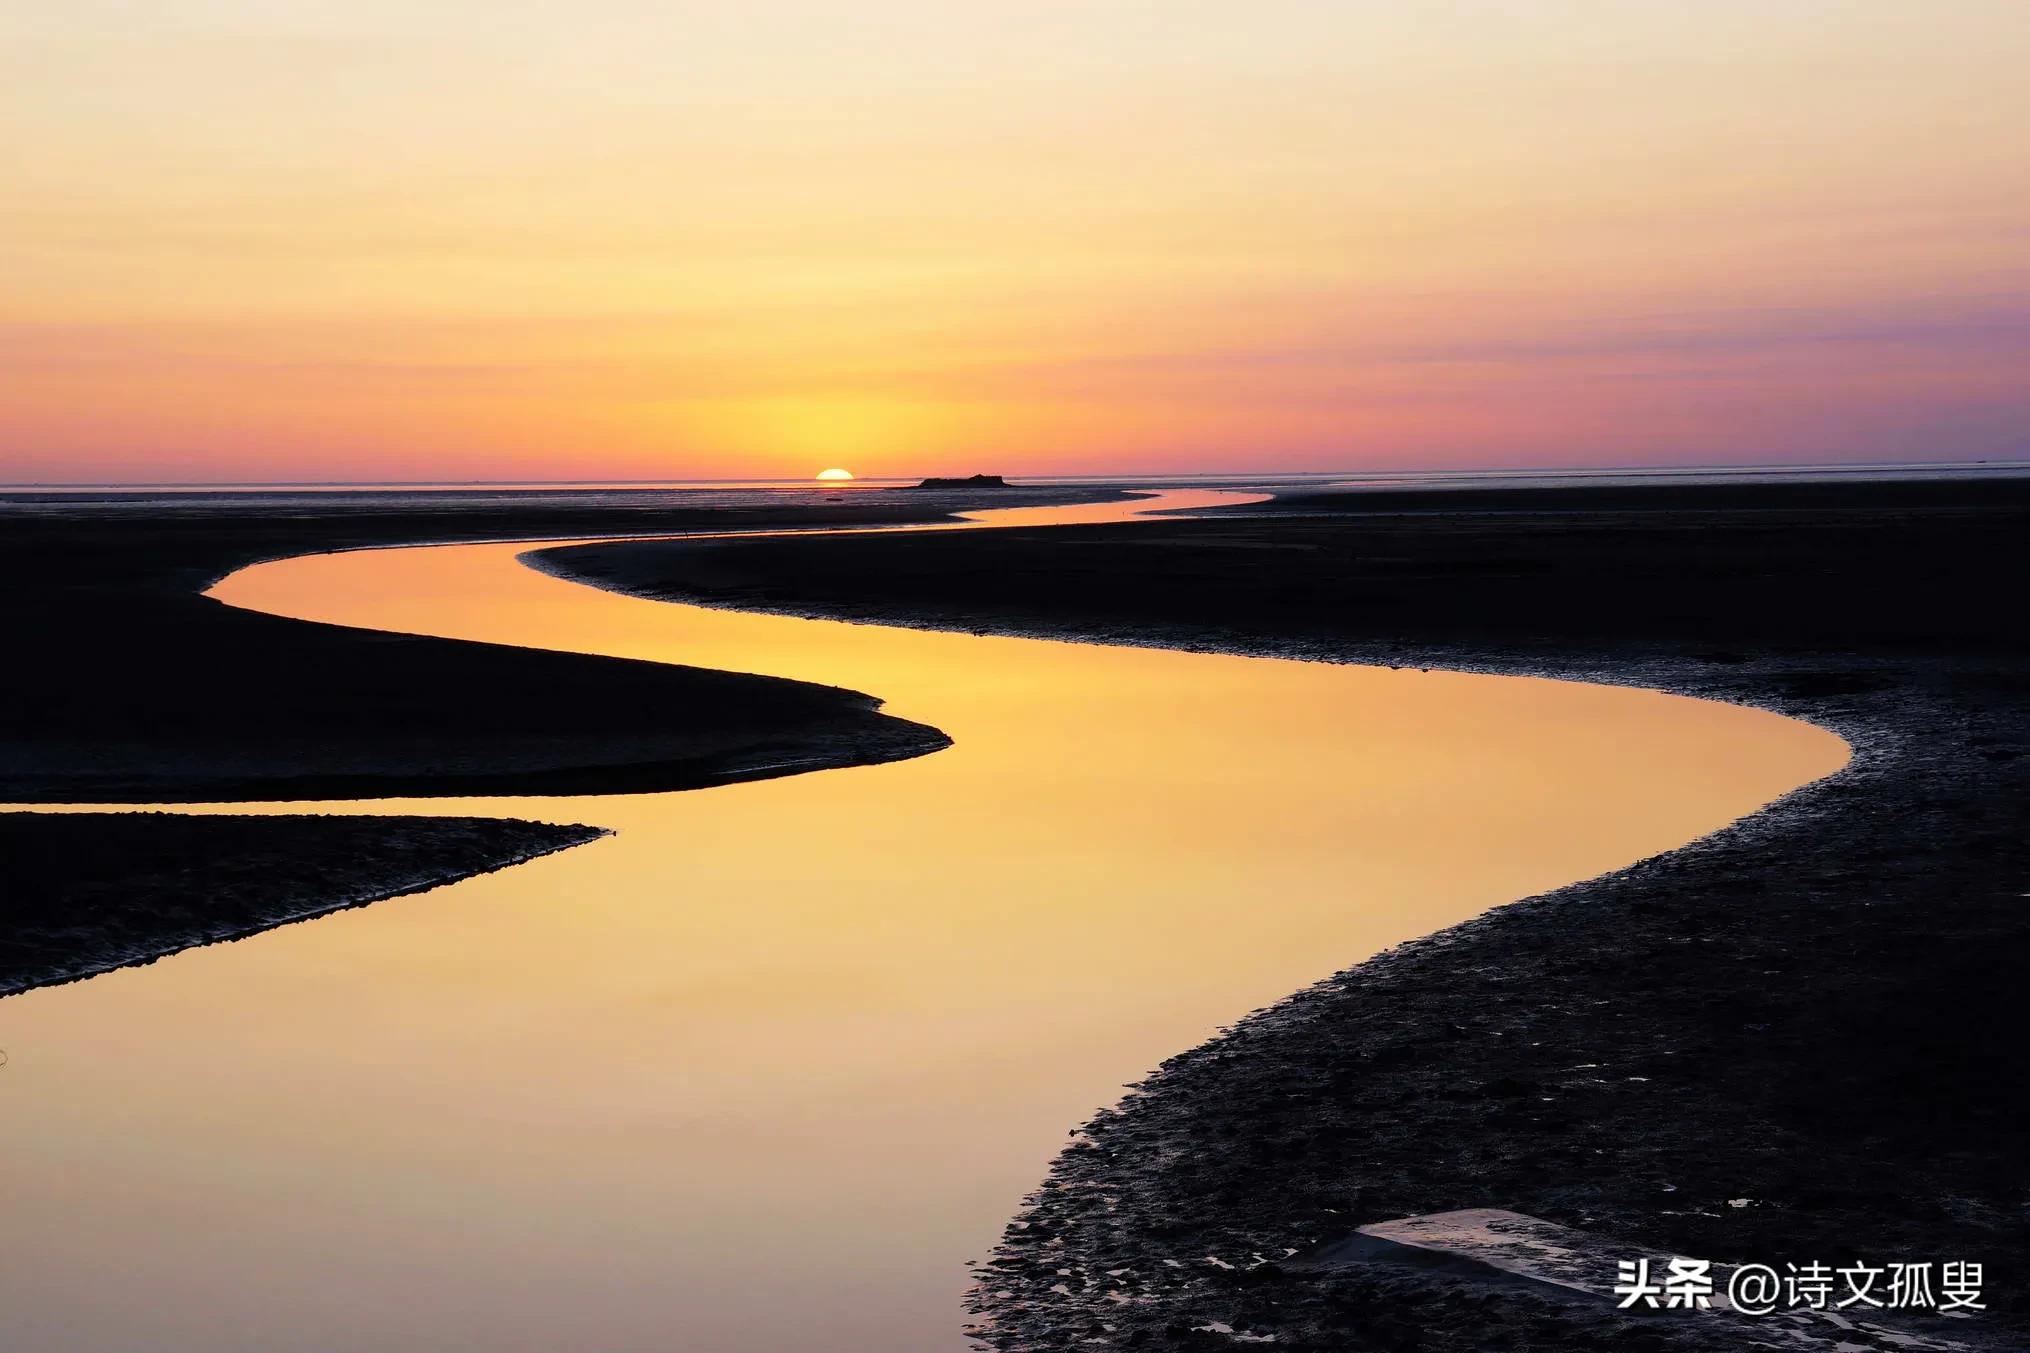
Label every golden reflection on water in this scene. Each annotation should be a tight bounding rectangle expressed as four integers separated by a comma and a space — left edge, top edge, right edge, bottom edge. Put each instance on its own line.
0, 493, 1849, 1352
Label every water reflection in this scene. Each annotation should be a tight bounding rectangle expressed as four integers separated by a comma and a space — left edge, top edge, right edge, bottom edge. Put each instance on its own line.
0, 493, 1848, 1351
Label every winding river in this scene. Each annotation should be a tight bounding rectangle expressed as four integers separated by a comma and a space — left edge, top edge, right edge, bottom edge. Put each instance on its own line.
0, 490, 1848, 1352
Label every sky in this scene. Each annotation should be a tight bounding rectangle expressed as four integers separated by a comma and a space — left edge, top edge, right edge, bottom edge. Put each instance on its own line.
3, 1, 2026, 482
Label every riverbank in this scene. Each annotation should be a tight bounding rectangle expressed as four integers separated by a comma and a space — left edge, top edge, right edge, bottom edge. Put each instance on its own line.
535, 477, 2030, 1351
0, 813, 603, 997
0, 486, 1104, 998
0, 487, 1082, 803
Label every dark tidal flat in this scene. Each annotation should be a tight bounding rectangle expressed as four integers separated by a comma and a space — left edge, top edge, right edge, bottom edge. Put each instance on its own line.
0, 812, 602, 997
0, 489, 991, 804
538, 476, 2030, 1352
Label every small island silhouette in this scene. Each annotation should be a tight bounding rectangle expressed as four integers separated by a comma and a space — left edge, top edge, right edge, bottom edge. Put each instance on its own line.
909, 473, 1009, 490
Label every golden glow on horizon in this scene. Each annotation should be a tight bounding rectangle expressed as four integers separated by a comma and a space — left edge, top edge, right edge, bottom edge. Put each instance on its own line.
2, 1, 2025, 481
814, 467, 854, 481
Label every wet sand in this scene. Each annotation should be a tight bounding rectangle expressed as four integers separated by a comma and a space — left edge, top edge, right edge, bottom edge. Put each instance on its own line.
536, 476, 2030, 1351
0, 813, 602, 997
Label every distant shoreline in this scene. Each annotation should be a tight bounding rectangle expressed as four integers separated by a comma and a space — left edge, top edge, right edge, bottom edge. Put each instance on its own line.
6, 457, 2024, 496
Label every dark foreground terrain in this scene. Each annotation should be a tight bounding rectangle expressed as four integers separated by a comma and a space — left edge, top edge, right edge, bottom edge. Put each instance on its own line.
539, 476, 2030, 1351
0, 485, 1098, 997
0, 813, 602, 997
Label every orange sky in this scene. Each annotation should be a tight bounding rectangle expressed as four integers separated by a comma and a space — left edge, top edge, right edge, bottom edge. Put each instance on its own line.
3, 2, 2026, 482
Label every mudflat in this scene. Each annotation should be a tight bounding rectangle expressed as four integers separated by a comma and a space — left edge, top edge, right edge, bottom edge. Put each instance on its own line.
537, 476, 2030, 1351
0, 489, 987, 804
0, 812, 602, 997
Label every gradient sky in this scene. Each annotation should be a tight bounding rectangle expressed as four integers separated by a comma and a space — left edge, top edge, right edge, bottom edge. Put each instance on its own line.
4, 1, 2026, 482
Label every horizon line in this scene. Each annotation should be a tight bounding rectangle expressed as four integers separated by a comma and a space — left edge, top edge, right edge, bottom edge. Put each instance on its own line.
5, 456, 2030, 491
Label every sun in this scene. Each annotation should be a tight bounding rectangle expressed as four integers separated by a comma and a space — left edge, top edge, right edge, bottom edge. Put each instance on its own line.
814, 467, 855, 481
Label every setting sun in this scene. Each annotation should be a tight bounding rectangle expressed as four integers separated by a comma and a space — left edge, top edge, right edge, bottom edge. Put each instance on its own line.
815, 468, 855, 482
